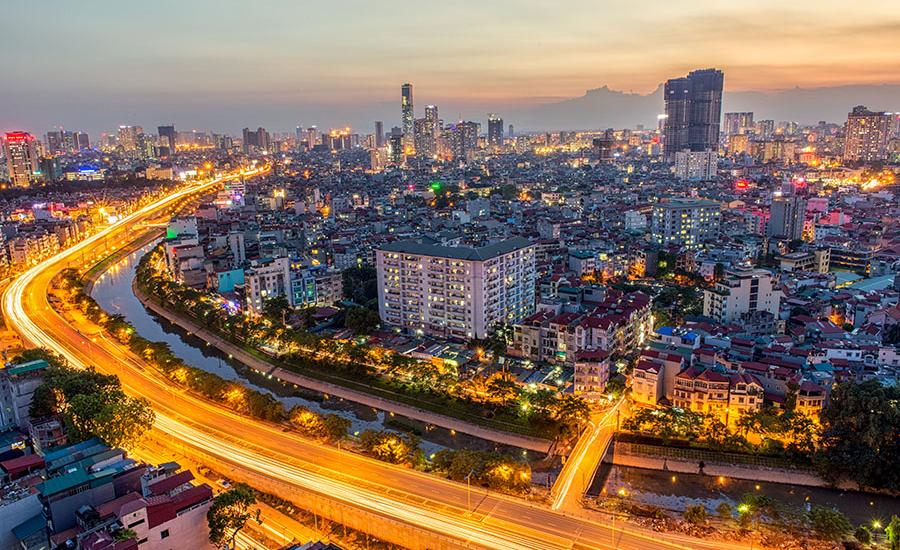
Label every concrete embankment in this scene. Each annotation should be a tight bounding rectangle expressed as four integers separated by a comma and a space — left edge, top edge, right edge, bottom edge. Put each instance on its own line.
607, 441, 838, 488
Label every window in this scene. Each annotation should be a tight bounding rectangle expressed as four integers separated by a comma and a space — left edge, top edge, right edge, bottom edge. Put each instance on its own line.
161, 530, 170, 539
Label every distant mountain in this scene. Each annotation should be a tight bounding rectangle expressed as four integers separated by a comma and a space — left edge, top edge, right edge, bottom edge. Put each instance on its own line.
508, 83, 900, 131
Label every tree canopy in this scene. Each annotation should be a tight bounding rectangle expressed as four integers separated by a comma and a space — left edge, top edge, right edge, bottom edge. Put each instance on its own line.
815, 380, 900, 490
207, 483, 261, 548
30, 361, 154, 449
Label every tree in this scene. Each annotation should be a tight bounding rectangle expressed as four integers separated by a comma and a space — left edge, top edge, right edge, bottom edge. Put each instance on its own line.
344, 306, 380, 335
261, 295, 291, 325
358, 430, 420, 465
808, 506, 852, 541
30, 365, 154, 449
207, 483, 261, 548
887, 515, 900, 550
715, 502, 733, 522
816, 380, 900, 490
683, 504, 708, 525
854, 525, 872, 545
67, 390, 155, 449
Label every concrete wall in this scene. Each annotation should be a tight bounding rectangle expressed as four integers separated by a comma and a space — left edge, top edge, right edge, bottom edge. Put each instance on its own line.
608, 441, 831, 488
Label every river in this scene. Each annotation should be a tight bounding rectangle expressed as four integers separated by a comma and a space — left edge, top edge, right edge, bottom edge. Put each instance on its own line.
90, 241, 531, 458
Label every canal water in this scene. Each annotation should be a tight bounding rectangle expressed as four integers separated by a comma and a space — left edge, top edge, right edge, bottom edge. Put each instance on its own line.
91, 241, 528, 458
590, 464, 900, 526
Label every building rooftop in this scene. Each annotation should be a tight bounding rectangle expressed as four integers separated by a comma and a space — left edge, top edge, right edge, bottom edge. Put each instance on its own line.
378, 236, 533, 261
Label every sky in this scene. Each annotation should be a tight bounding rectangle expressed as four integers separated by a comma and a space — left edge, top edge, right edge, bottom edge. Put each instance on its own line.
3, 0, 900, 135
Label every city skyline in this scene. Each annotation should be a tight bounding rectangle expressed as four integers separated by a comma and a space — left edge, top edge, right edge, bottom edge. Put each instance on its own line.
3, 1, 900, 134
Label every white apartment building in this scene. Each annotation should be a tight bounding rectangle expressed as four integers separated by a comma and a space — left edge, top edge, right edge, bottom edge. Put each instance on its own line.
651, 197, 721, 250
703, 268, 781, 323
674, 149, 717, 180
376, 237, 535, 340
244, 257, 291, 315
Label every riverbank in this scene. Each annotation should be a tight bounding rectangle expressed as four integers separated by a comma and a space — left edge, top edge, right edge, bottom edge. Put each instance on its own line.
133, 280, 552, 454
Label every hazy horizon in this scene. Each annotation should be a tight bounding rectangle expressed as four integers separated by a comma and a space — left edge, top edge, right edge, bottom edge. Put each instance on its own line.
3, 0, 899, 136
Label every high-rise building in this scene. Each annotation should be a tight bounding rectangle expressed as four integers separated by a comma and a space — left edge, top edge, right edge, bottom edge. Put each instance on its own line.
73, 132, 90, 150
401, 83, 414, 147
117, 125, 143, 152
45, 130, 64, 154
158, 124, 176, 155
375, 237, 536, 339
703, 268, 780, 323
444, 121, 479, 160
756, 119, 775, 138
3, 131, 39, 188
374, 121, 384, 148
424, 104, 439, 141
674, 150, 717, 180
663, 69, 724, 161
843, 105, 890, 163
414, 118, 434, 158
508, 124, 514, 139
487, 114, 504, 148
723, 112, 754, 136
388, 127, 404, 165
593, 130, 614, 163
767, 194, 807, 240
295, 126, 304, 151
651, 197, 721, 249
306, 127, 318, 150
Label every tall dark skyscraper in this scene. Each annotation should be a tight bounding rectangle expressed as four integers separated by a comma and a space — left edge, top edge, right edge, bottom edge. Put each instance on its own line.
401, 83, 414, 147
487, 114, 504, 148
158, 124, 176, 154
374, 121, 384, 148
663, 68, 724, 161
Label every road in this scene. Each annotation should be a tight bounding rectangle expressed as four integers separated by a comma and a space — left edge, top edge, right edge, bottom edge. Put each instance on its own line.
551, 400, 626, 512
3, 175, 753, 550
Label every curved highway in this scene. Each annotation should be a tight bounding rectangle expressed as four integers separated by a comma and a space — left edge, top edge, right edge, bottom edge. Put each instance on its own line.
2, 174, 751, 550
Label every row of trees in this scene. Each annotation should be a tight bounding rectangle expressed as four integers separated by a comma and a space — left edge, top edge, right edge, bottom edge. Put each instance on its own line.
621, 405, 817, 458
136, 246, 589, 441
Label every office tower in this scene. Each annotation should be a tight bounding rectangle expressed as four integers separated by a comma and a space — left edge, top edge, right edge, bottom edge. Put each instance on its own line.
424, 105, 439, 141
663, 68, 724, 161
295, 126, 304, 151
508, 124, 514, 138
374, 121, 384, 148
306, 127, 318, 150
158, 124, 176, 154
73, 132, 90, 150
3, 131, 39, 187
375, 237, 535, 339
45, 130, 63, 154
414, 118, 433, 158
843, 105, 890, 163
401, 83, 414, 147
704, 268, 780, 323
674, 150, 717, 180
444, 121, 479, 160
117, 125, 143, 152
388, 127, 404, 165
767, 194, 807, 240
723, 112, 754, 136
593, 130, 614, 163
487, 114, 504, 147
756, 119, 775, 138
651, 197, 721, 249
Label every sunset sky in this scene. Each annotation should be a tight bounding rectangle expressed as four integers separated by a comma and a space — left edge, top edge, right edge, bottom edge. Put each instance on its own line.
3, 0, 899, 133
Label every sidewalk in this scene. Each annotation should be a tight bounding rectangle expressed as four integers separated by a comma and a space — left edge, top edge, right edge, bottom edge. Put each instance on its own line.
135, 283, 552, 453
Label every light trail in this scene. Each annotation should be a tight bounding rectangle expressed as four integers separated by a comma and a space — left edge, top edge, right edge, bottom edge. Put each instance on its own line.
550, 399, 624, 511
3, 168, 749, 550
